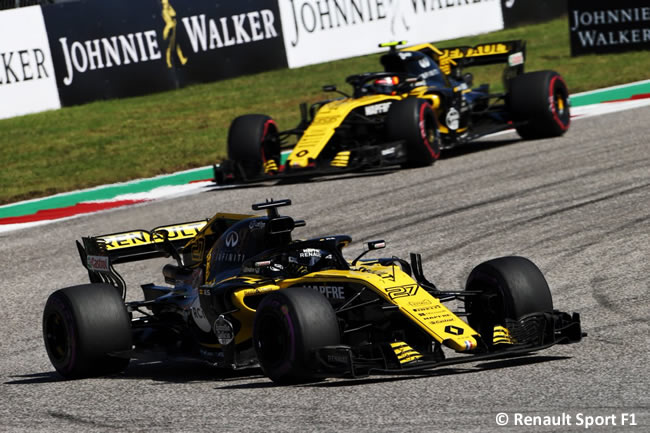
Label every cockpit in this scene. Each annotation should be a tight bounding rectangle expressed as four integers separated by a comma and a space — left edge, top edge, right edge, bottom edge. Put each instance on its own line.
380, 50, 447, 88
206, 199, 348, 281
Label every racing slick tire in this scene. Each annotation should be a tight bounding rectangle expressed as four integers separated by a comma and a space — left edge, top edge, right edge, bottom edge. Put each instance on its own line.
507, 70, 570, 140
253, 287, 340, 384
227, 114, 280, 180
386, 98, 441, 168
463, 256, 553, 350
43, 283, 131, 379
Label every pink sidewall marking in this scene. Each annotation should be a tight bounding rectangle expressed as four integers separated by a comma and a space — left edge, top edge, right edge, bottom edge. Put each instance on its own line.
550, 75, 570, 131
419, 102, 440, 159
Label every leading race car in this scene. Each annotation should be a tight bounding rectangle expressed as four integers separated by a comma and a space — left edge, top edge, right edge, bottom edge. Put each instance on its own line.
214, 40, 571, 184
43, 200, 582, 383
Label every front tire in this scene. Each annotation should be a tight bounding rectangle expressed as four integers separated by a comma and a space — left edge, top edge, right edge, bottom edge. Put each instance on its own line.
507, 70, 570, 139
227, 114, 280, 180
464, 256, 553, 349
253, 287, 340, 384
386, 98, 440, 168
43, 284, 131, 379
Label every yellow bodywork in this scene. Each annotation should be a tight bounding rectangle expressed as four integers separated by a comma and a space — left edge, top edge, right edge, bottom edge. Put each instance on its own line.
100, 221, 208, 251
183, 212, 254, 262
93, 208, 483, 355
198, 276, 281, 347
391, 342, 424, 364
218, 262, 479, 353
286, 89, 446, 168
286, 95, 402, 168
404, 41, 516, 75
493, 325, 515, 346
283, 40, 520, 168
98, 213, 254, 254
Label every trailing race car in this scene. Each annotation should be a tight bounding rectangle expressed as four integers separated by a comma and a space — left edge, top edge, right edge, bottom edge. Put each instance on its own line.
43, 199, 582, 383
214, 40, 571, 184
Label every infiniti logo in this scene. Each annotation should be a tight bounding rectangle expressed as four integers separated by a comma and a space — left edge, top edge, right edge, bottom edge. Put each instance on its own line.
225, 231, 239, 248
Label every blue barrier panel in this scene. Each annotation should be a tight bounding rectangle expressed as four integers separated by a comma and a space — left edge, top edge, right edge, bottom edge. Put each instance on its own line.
501, 0, 566, 28
568, 0, 650, 56
41, 0, 287, 106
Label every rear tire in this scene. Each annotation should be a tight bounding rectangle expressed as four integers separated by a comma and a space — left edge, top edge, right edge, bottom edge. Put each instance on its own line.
253, 287, 340, 384
507, 70, 570, 139
386, 98, 440, 168
227, 114, 280, 180
464, 256, 553, 349
43, 284, 131, 379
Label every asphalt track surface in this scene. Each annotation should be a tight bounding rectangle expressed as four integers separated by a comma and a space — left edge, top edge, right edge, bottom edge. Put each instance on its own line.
1, 106, 648, 432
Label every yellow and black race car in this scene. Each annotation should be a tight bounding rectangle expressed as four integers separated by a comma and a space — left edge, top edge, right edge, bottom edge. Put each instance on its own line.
43, 200, 582, 383
214, 40, 571, 184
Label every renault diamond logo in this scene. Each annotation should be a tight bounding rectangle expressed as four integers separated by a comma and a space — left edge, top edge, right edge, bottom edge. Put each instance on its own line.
445, 325, 464, 335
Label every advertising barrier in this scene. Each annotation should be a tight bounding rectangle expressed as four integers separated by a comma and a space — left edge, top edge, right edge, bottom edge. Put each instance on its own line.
568, 0, 650, 56
42, 0, 287, 106
173, 0, 287, 86
42, 0, 177, 106
277, 0, 504, 68
1, 0, 579, 119
501, 0, 566, 28
0, 5, 60, 120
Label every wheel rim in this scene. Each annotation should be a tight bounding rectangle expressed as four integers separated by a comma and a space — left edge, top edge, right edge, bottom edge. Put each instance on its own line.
556, 94, 565, 114
418, 103, 440, 160
550, 76, 570, 130
555, 91, 570, 127
45, 311, 69, 363
256, 313, 289, 368
425, 116, 436, 144
555, 91, 569, 119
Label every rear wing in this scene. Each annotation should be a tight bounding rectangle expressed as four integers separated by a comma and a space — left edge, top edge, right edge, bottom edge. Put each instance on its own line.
404, 40, 526, 79
79, 220, 209, 264
76, 213, 253, 299
76, 220, 208, 298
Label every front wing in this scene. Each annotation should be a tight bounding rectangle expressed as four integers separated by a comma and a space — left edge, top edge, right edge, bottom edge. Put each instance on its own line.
313, 310, 583, 378
213, 139, 408, 185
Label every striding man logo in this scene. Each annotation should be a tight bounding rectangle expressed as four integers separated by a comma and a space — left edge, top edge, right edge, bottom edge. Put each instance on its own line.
161, 0, 188, 68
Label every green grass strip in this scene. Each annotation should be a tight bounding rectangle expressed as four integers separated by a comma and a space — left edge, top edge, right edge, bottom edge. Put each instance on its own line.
2, 15, 650, 206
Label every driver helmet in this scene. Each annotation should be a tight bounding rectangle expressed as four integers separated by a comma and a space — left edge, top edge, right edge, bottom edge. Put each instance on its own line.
285, 247, 334, 276
381, 50, 439, 79
367, 75, 400, 95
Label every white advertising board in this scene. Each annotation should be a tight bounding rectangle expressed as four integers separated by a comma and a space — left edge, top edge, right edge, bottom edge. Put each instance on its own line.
0, 6, 60, 120
278, 0, 505, 68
